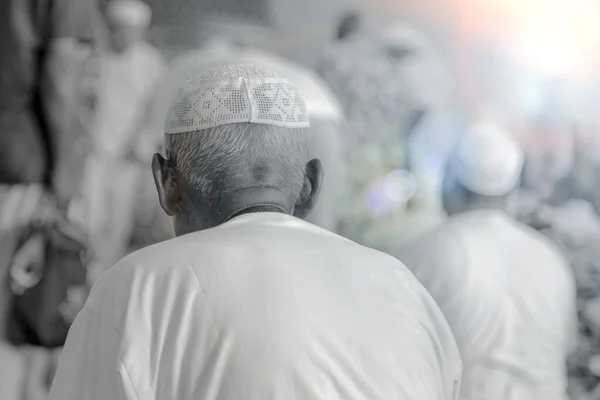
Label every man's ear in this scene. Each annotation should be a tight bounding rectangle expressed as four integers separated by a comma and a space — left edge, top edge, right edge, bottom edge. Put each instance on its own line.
294, 158, 323, 219
152, 153, 179, 216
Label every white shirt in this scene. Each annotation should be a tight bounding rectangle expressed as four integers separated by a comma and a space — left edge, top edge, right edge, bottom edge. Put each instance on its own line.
49, 212, 461, 400
398, 210, 577, 399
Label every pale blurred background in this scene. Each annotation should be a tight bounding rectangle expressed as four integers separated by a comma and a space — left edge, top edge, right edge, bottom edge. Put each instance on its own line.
3, 0, 600, 398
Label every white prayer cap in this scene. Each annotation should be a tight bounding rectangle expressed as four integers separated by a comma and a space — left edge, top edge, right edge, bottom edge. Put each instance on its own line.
450, 122, 524, 196
106, 0, 152, 28
165, 64, 310, 134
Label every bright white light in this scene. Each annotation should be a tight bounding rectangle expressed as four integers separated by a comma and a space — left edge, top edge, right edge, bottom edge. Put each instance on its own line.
382, 170, 417, 203
516, 80, 544, 116
464, 0, 600, 76
521, 33, 578, 76
364, 183, 395, 215
423, 154, 443, 172
509, 0, 600, 76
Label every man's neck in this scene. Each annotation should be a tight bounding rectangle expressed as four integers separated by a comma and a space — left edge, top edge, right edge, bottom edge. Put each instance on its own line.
218, 187, 292, 222
228, 204, 286, 221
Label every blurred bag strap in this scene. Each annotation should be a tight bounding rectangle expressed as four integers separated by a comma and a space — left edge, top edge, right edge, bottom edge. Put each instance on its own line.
9, 231, 46, 296
2, 183, 89, 293
0, 184, 51, 294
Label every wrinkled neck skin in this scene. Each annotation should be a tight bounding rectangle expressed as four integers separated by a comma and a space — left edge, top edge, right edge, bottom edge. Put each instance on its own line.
175, 185, 294, 236
218, 187, 292, 220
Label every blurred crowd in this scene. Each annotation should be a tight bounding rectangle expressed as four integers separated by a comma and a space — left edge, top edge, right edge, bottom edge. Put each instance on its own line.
1, 0, 600, 399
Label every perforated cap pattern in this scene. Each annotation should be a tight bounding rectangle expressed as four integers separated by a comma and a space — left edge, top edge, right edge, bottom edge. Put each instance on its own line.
165, 64, 310, 134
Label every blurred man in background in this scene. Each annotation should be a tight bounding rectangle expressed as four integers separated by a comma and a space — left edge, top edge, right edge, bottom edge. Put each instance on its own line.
397, 123, 577, 399
76, 0, 167, 282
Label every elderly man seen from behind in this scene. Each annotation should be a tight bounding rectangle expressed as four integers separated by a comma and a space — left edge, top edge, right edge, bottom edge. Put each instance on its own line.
397, 122, 577, 399
48, 64, 461, 400
162, 37, 344, 232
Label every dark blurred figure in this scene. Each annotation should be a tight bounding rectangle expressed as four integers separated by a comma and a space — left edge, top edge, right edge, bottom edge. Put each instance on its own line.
0, 0, 102, 398
337, 11, 361, 41
0, 0, 104, 186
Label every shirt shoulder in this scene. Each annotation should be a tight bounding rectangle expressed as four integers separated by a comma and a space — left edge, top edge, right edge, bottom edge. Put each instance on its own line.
516, 221, 569, 264
81, 239, 228, 398
85, 239, 207, 333
361, 241, 464, 369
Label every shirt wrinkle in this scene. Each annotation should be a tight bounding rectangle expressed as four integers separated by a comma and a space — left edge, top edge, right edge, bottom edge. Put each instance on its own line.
183, 254, 222, 338
82, 304, 123, 335
119, 358, 141, 400
72, 306, 144, 400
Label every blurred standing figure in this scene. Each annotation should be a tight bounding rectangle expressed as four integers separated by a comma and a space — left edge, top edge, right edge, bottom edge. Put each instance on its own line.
78, 0, 167, 281
397, 123, 577, 399
0, 0, 103, 399
0, 0, 103, 186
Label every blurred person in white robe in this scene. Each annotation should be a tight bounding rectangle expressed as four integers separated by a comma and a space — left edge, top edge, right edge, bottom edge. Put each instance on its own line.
160, 37, 345, 232
397, 122, 577, 399
77, 0, 167, 281
48, 64, 462, 400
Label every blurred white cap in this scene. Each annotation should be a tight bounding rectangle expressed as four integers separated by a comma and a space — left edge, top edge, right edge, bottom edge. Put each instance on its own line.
451, 122, 524, 196
106, 0, 152, 28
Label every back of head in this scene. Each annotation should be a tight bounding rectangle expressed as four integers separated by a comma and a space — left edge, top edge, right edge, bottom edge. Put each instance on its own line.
165, 123, 309, 211
443, 122, 524, 215
156, 64, 322, 235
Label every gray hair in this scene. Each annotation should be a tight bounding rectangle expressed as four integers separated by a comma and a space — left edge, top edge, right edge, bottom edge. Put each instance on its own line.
165, 123, 310, 208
